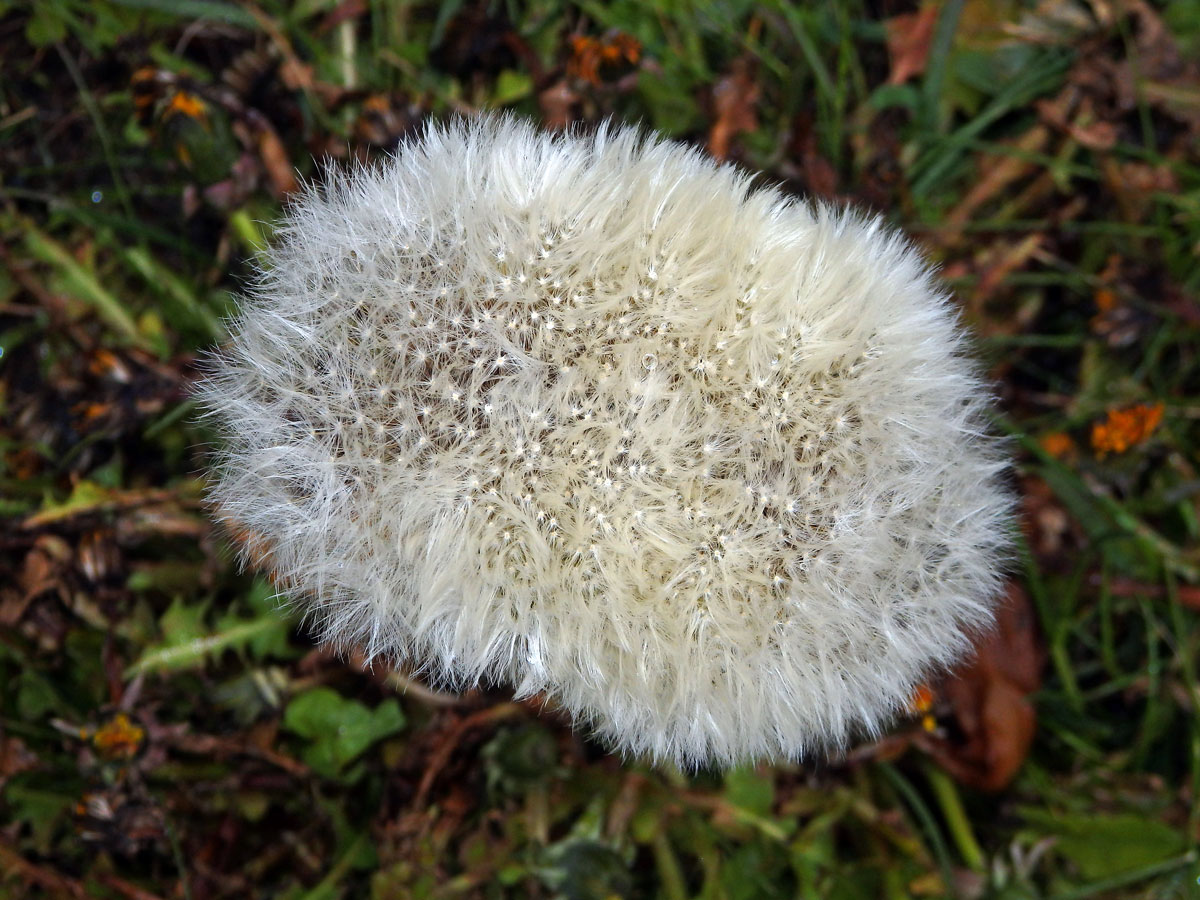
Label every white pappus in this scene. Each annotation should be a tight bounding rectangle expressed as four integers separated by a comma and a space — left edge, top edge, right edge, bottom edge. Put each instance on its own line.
196, 115, 1012, 768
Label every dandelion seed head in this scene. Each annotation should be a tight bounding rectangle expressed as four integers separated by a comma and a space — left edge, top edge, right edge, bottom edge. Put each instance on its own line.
197, 116, 1012, 767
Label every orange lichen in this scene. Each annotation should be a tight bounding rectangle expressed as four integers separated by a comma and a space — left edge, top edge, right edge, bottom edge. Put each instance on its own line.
91, 713, 144, 759
1090, 403, 1163, 456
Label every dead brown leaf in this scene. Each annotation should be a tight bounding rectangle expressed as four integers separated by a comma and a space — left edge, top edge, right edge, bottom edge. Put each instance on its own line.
942, 124, 1051, 244
1101, 156, 1180, 223
0, 840, 88, 899
354, 93, 415, 147
1022, 475, 1074, 558
972, 232, 1047, 305
317, 0, 367, 32
1125, 0, 1184, 81
788, 112, 838, 199
885, 3, 941, 86
254, 122, 299, 197
707, 58, 758, 161
1092, 574, 1200, 609
12, 534, 72, 620
0, 736, 38, 784
538, 80, 578, 131
166, 731, 310, 778
921, 583, 1044, 791
1036, 95, 1119, 150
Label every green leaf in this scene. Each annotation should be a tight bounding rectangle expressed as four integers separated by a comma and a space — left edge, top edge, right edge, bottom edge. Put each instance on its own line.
721, 841, 794, 900
24, 224, 151, 350
541, 840, 633, 900
26, 479, 117, 526
636, 68, 702, 136
724, 766, 774, 818
283, 688, 406, 777
493, 70, 533, 106
3, 781, 76, 853
16, 670, 68, 720
126, 594, 290, 676
212, 669, 282, 724
159, 596, 209, 645
869, 83, 921, 112
122, 245, 222, 342
1021, 809, 1188, 880
107, 0, 258, 28
26, 3, 68, 45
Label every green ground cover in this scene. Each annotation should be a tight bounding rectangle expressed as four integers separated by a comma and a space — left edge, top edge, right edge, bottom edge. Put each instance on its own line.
1, 1, 1198, 897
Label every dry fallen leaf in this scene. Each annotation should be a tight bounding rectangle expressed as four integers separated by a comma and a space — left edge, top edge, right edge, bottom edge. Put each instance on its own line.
885, 3, 941, 86
921, 583, 1044, 791
354, 93, 415, 147
538, 80, 578, 131
972, 232, 1046, 305
255, 123, 299, 197
707, 58, 758, 161
789, 111, 838, 199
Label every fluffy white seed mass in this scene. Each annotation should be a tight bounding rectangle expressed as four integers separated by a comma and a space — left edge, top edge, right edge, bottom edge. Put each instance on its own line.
198, 116, 1010, 768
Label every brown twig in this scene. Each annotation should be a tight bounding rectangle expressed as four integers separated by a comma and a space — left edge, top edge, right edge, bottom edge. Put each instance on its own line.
1090, 574, 1200, 609
94, 873, 168, 900
413, 703, 524, 808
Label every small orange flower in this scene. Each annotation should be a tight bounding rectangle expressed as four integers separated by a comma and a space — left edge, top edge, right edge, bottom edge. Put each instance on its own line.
907, 684, 937, 732
164, 90, 208, 125
1039, 431, 1074, 459
91, 713, 144, 759
568, 33, 641, 85
1090, 403, 1164, 457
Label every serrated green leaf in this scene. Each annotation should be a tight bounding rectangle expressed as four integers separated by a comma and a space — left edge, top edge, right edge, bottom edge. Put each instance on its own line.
159, 596, 209, 645
126, 596, 289, 676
